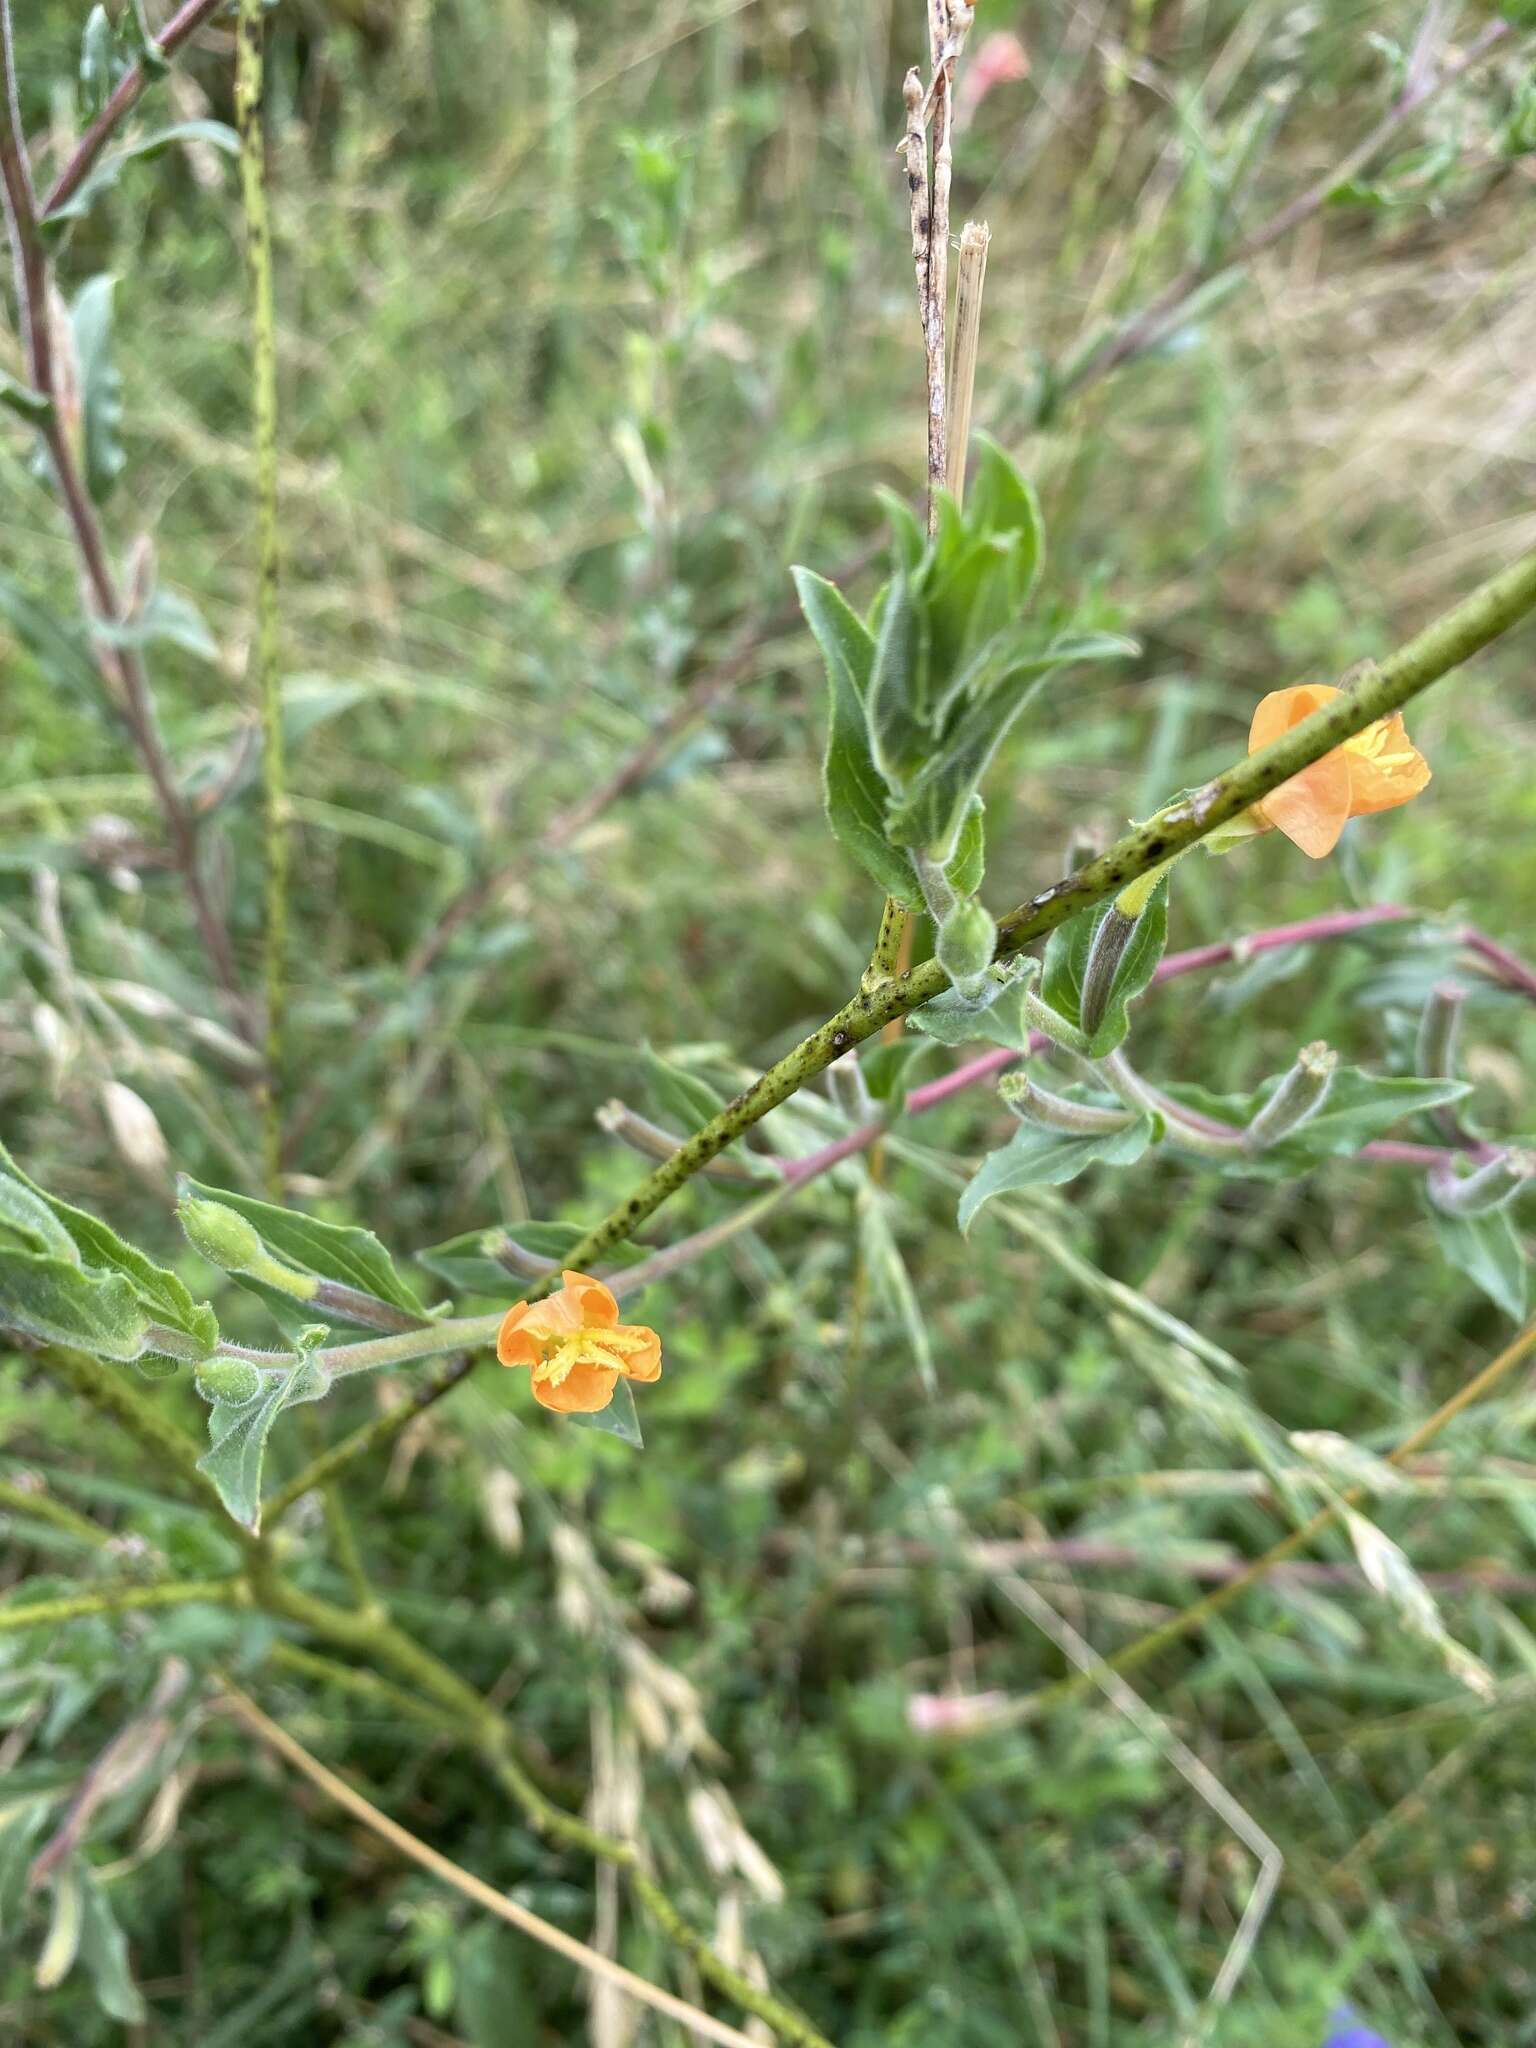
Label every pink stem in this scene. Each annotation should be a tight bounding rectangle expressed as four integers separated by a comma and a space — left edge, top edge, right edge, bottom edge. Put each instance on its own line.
777, 903, 1532, 1183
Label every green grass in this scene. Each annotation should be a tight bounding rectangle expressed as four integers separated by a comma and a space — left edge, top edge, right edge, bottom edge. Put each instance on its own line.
4, 3, 1536, 2043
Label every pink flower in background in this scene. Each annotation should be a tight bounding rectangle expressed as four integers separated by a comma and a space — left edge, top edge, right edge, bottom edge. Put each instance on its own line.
955, 32, 1030, 130
907, 1690, 1013, 1735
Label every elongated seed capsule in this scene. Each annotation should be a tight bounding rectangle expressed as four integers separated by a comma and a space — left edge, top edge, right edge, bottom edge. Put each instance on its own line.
1429, 1148, 1535, 1218
999, 1071, 1139, 1135
1244, 1041, 1338, 1153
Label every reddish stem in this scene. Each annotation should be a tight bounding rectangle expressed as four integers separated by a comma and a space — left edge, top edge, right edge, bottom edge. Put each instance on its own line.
778, 901, 1531, 1184
40, 0, 227, 219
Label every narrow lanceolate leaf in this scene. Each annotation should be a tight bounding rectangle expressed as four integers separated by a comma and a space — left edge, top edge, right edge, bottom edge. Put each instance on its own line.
570, 1378, 644, 1449
179, 1179, 425, 1317
642, 1045, 727, 1132
1429, 1202, 1528, 1320
77, 1865, 146, 2024
0, 1248, 149, 1361
69, 277, 126, 504
417, 1222, 645, 1299
1157, 1071, 1472, 1179
0, 1140, 217, 1352
1039, 876, 1171, 1057
792, 567, 920, 905
857, 1184, 936, 1395
43, 121, 240, 227
909, 958, 1040, 1053
959, 1109, 1156, 1231
198, 1356, 328, 1531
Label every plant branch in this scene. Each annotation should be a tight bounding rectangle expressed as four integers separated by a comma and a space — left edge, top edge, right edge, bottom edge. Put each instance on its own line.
235, 0, 285, 1182
216, 1677, 774, 2048
1022, 1315, 1536, 1718
0, 1574, 245, 1633
0, 1474, 114, 1550
37, 1345, 250, 1533
0, 6, 245, 1018
40, 0, 228, 219
1056, 16, 1513, 401
265, 535, 1536, 1502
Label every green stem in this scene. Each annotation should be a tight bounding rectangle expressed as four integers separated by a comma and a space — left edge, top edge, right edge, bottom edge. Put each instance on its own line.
862, 895, 909, 991
248, 1561, 832, 2045
236, 0, 286, 1197
0, 1575, 246, 1633
40, 1346, 248, 1534
0, 1476, 113, 1550
280, 539, 1536, 1499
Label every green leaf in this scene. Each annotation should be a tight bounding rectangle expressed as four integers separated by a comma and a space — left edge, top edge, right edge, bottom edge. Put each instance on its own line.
417, 1223, 644, 1299
180, 1179, 424, 1318
857, 1184, 935, 1394
0, 369, 52, 423
944, 795, 985, 898
0, 1140, 217, 1351
959, 1108, 1156, 1230
1039, 876, 1171, 1057
77, 1865, 145, 2025
79, 7, 120, 122
43, 121, 239, 228
0, 576, 107, 715
909, 958, 1040, 1052
198, 1356, 328, 1530
1430, 1203, 1527, 1321
791, 567, 919, 905
642, 1045, 726, 1133
0, 1798, 51, 1933
69, 277, 125, 505
1158, 1071, 1472, 1178
864, 567, 930, 790
93, 586, 218, 662
35, 1862, 84, 1990
0, 1248, 148, 1360
569, 1378, 644, 1449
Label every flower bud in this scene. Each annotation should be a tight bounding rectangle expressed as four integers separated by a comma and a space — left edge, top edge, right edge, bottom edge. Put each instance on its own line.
936, 899, 997, 989
194, 1357, 263, 1406
179, 1195, 263, 1272
1416, 979, 1466, 1082
1079, 907, 1137, 1039
1429, 1148, 1535, 1218
1243, 1041, 1337, 1153
999, 1071, 1137, 1135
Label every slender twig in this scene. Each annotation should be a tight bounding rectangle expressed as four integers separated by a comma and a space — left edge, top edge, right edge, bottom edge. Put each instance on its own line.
216, 1680, 770, 2048
235, 0, 285, 1185
0, 1475, 113, 1550
37, 1345, 249, 1532
1023, 1316, 1536, 1718
1057, 16, 1512, 401
40, 0, 228, 219
0, 6, 245, 1019
266, 536, 1536, 1502
0, 1575, 245, 1633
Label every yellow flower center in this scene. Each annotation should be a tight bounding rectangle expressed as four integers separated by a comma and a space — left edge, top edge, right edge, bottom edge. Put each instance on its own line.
532, 1325, 651, 1389
1343, 719, 1417, 772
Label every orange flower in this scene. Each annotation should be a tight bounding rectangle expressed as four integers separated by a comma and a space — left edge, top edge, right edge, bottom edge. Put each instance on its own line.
496, 1269, 661, 1415
1248, 684, 1430, 859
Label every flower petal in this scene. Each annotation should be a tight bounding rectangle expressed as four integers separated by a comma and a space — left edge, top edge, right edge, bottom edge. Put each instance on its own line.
496, 1316, 541, 1369
1342, 711, 1431, 816
563, 1269, 621, 1328
1248, 683, 1340, 753
613, 1322, 662, 1383
530, 1356, 619, 1413
1255, 750, 1353, 858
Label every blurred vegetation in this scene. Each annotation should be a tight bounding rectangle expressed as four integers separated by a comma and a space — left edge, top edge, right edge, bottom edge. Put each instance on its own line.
4, 2, 1536, 2043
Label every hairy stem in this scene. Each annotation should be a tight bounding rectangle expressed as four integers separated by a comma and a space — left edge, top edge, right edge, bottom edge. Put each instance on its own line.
0, 1575, 246, 1633
275, 536, 1536, 1497
41, 0, 228, 218
0, 5, 245, 1017
235, 0, 287, 1188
